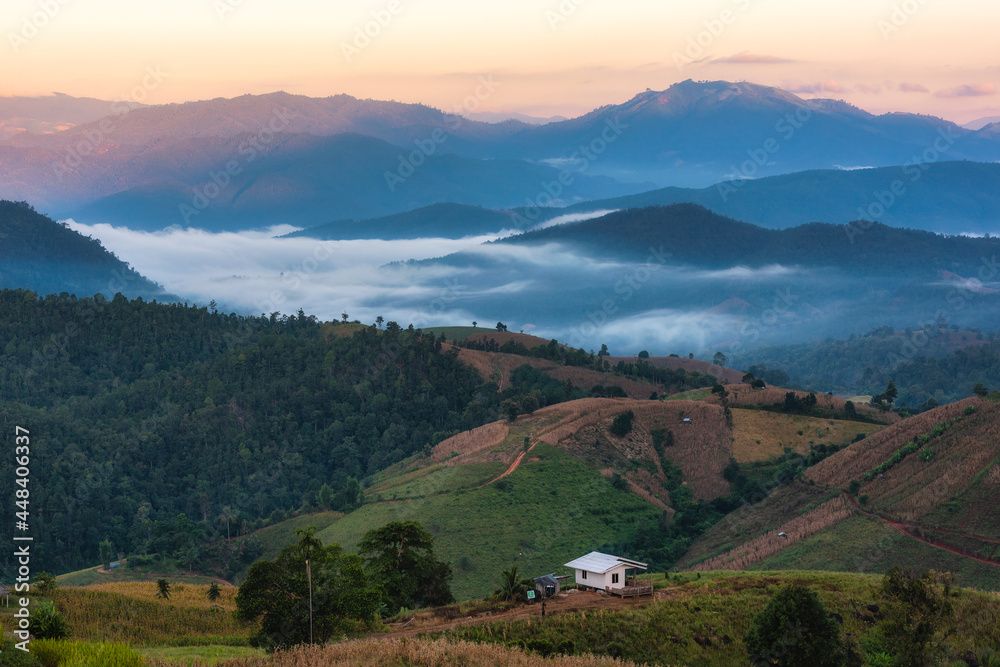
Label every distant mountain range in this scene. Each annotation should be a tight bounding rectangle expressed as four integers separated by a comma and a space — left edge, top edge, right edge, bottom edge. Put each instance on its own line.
3, 81, 1000, 231
0, 92, 143, 140
0, 200, 166, 298
282, 203, 518, 240
526, 161, 1000, 236
391, 205, 1000, 351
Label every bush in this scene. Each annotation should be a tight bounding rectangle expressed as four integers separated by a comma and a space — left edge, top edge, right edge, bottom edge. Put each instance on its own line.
744, 584, 845, 667
610, 410, 634, 437
0, 632, 41, 666
28, 602, 69, 640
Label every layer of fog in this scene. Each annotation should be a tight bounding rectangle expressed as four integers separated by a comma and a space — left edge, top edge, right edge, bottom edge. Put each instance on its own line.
67, 220, 835, 354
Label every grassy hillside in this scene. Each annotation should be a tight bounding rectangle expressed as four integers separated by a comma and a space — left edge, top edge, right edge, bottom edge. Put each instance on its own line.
315, 442, 660, 600
680, 397, 1000, 589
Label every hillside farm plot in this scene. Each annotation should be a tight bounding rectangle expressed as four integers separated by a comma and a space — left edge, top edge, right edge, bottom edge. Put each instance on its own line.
316, 443, 661, 600
730, 409, 883, 463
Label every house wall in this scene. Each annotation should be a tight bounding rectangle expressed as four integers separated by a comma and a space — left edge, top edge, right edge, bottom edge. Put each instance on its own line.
575, 569, 606, 590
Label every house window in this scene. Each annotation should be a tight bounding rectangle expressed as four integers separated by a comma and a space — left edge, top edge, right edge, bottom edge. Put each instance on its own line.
581, 570, 587, 579
612, 573, 619, 584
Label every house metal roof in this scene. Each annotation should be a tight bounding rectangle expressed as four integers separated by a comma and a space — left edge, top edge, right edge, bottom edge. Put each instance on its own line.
564, 551, 648, 574
534, 574, 560, 588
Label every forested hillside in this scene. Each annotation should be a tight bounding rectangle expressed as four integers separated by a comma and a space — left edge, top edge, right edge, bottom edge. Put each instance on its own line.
733, 325, 998, 409
0, 200, 165, 298
0, 291, 506, 576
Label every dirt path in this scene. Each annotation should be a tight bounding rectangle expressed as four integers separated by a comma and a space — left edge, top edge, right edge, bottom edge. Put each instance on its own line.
381, 588, 672, 638
844, 493, 1000, 567
479, 440, 539, 487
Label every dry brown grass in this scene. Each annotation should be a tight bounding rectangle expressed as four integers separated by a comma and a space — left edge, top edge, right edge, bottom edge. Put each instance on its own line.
804, 398, 981, 489
189, 638, 644, 667
431, 421, 510, 463
691, 496, 855, 571
730, 409, 884, 463
84, 582, 237, 611
851, 401, 1000, 520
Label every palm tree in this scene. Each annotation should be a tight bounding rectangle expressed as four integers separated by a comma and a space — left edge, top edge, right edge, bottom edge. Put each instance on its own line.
219, 506, 237, 541
497, 565, 533, 601
155, 579, 171, 600
207, 583, 221, 602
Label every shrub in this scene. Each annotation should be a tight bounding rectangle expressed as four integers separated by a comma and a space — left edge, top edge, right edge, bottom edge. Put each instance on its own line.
744, 584, 845, 667
28, 601, 70, 640
609, 410, 634, 437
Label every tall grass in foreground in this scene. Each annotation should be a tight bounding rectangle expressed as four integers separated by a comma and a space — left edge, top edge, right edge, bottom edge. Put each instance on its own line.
155, 639, 643, 666
51, 587, 250, 645
30, 639, 144, 667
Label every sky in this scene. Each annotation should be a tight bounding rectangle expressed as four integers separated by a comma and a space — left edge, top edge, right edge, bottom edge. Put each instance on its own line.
2, 0, 998, 123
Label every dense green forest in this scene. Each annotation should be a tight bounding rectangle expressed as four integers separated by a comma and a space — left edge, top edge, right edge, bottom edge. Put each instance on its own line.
0, 290, 579, 577
504, 204, 1000, 273
733, 324, 998, 410
0, 200, 166, 298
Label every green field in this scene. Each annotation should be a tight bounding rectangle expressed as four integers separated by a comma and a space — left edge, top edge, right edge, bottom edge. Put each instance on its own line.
56, 563, 224, 588
139, 644, 263, 665
317, 443, 661, 600
749, 515, 1000, 591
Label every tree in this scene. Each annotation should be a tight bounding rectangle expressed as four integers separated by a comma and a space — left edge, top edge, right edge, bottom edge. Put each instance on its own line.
341, 312, 349, 323
638, 350, 650, 359
496, 321, 507, 332
713, 351, 727, 367
235, 529, 380, 650
598, 343, 610, 357
98, 539, 114, 569
219, 506, 237, 541
742, 372, 757, 384
472, 321, 477, 328
207, 583, 222, 602
610, 410, 635, 436
34, 571, 57, 595
744, 584, 845, 667
357, 521, 454, 613
497, 565, 533, 601
973, 382, 989, 397
156, 579, 171, 600
878, 567, 954, 667
375, 315, 384, 329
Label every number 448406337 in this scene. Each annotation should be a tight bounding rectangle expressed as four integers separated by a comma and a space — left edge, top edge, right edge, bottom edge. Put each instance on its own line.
14, 427, 30, 527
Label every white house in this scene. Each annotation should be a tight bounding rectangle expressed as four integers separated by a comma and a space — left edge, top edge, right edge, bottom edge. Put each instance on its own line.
564, 551, 648, 592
